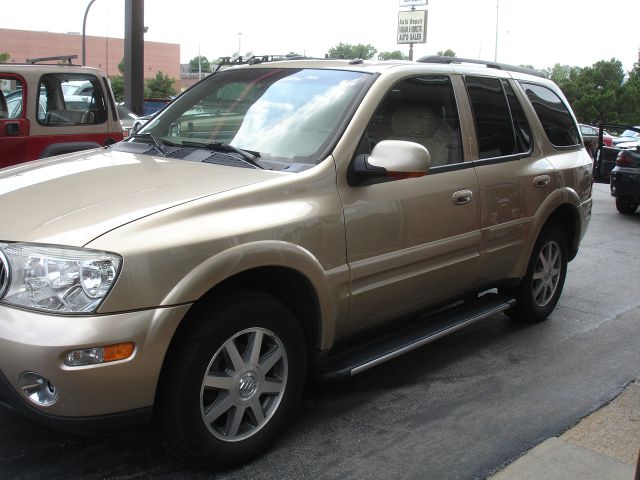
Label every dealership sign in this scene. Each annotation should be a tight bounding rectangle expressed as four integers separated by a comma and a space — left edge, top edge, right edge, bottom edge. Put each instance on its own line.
397, 10, 427, 44
399, 0, 427, 6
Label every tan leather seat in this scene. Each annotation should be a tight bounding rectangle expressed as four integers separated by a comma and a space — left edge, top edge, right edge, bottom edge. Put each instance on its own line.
388, 105, 457, 166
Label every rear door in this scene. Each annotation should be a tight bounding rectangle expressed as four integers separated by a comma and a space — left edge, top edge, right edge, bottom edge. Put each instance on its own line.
27, 72, 118, 159
459, 75, 563, 286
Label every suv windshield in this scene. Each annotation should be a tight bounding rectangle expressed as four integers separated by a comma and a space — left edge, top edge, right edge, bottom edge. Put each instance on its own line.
137, 67, 372, 167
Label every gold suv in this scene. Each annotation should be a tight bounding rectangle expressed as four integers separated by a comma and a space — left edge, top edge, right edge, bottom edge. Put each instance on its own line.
0, 57, 592, 468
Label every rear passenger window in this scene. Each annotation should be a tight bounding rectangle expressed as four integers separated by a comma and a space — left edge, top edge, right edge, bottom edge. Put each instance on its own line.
502, 80, 532, 153
38, 73, 107, 126
520, 82, 579, 147
466, 76, 532, 159
361, 76, 462, 168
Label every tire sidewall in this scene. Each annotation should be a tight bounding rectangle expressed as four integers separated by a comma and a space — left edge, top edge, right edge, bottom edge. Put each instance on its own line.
158, 291, 306, 468
509, 225, 568, 322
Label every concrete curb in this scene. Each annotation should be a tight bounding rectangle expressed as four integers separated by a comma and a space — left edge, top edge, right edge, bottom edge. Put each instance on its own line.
490, 437, 634, 480
490, 381, 640, 480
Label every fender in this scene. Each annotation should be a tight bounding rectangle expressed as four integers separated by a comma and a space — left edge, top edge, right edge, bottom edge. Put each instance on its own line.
162, 240, 349, 350
512, 186, 582, 276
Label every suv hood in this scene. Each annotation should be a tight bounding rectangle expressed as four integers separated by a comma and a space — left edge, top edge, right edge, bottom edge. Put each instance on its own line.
0, 149, 281, 246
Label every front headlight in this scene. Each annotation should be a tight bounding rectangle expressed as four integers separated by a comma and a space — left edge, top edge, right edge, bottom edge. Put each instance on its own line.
0, 243, 122, 314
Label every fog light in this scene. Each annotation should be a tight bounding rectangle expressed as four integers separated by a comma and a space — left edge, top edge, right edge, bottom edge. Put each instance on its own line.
64, 342, 135, 367
19, 372, 58, 406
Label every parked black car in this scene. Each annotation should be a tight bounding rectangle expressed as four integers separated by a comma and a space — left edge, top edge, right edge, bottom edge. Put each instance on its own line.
594, 125, 640, 183
610, 146, 640, 214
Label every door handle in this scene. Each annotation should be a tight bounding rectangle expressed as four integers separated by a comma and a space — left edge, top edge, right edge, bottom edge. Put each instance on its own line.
452, 189, 473, 205
533, 175, 551, 188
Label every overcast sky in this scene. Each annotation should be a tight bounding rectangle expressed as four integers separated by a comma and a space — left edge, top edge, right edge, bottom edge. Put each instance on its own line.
3, 0, 639, 72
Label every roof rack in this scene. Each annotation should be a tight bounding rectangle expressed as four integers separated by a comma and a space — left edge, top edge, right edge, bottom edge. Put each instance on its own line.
217, 54, 313, 66
417, 55, 545, 78
26, 55, 78, 65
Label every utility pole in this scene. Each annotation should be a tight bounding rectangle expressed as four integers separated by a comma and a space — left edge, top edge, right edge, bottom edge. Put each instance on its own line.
124, 0, 144, 116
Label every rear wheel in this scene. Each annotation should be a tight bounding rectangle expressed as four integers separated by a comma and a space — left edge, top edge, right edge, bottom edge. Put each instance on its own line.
155, 290, 306, 469
501, 224, 568, 323
615, 197, 638, 215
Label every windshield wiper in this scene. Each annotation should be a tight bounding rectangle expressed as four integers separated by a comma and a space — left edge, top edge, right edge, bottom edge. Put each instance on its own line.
132, 133, 179, 155
181, 141, 263, 169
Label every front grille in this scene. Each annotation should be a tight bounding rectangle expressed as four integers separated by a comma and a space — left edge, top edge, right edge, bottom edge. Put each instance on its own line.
0, 250, 8, 298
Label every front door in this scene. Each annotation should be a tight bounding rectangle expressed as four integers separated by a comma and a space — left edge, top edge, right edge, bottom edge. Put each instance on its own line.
338, 75, 481, 335
0, 74, 29, 167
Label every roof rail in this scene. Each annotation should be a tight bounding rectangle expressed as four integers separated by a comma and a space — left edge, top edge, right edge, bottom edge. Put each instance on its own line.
417, 55, 545, 78
26, 55, 78, 65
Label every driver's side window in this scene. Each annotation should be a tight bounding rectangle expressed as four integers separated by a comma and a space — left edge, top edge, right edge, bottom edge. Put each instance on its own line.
361, 75, 463, 168
0, 77, 25, 120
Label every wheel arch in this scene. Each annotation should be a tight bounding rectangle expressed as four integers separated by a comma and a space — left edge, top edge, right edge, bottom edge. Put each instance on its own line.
161, 240, 346, 352
38, 141, 101, 158
515, 188, 583, 276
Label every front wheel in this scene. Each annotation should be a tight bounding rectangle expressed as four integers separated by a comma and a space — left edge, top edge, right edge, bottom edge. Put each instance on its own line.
155, 290, 306, 469
615, 197, 638, 215
501, 224, 568, 323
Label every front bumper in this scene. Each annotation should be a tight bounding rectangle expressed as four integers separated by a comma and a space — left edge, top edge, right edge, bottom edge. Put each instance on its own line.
0, 303, 190, 425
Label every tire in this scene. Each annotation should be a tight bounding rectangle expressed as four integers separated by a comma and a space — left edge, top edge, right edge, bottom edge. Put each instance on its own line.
155, 289, 306, 469
502, 224, 568, 323
615, 197, 639, 215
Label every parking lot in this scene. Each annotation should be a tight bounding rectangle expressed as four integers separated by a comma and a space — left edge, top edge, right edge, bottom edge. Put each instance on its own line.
0, 182, 637, 479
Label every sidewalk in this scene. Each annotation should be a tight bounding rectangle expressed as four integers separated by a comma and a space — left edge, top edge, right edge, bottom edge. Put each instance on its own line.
490, 381, 640, 480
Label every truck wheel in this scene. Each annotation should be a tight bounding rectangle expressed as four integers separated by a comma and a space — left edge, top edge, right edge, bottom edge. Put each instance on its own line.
502, 224, 567, 323
155, 290, 306, 469
615, 197, 638, 215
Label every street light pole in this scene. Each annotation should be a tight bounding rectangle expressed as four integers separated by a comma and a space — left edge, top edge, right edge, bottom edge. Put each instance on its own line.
82, 0, 98, 66
494, 0, 499, 62
238, 32, 242, 55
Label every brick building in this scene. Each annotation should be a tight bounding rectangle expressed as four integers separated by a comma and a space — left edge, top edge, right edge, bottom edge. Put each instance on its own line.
0, 28, 180, 81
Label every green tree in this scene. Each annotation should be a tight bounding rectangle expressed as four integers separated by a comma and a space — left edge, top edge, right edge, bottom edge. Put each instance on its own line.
110, 76, 124, 102
327, 43, 377, 60
145, 71, 177, 99
564, 59, 624, 124
0, 52, 10, 63
436, 49, 456, 57
118, 57, 125, 75
378, 50, 409, 61
189, 55, 211, 73
618, 57, 640, 125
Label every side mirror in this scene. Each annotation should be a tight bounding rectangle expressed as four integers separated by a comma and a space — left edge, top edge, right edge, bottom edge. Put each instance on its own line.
348, 140, 431, 186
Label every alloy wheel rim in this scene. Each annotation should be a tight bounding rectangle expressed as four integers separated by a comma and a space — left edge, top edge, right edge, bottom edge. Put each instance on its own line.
200, 327, 288, 442
531, 240, 562, 307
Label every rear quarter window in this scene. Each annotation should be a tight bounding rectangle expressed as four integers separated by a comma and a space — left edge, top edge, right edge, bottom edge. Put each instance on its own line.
38, 73, 107, 126
520, 82, 579, 147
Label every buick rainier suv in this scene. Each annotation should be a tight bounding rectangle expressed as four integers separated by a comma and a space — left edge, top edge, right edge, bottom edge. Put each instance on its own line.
0, 56, 592, 468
